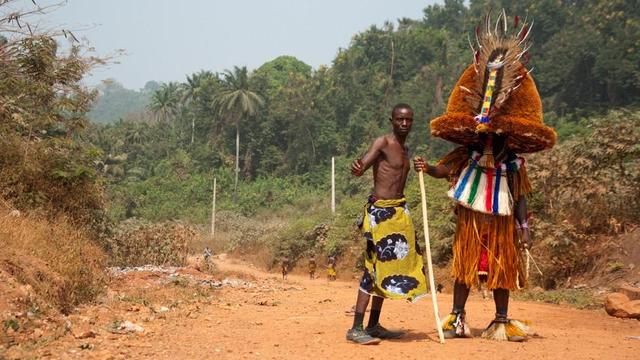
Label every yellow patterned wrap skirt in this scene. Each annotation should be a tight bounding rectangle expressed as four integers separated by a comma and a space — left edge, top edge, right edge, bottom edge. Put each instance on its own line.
359, 197, 427, 301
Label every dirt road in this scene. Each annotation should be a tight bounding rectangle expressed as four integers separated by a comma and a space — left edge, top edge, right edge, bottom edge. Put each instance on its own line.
8, 257, 639, 359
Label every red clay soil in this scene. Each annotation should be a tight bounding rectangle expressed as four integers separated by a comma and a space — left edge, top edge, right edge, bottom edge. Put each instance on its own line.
3, 257, 639, 359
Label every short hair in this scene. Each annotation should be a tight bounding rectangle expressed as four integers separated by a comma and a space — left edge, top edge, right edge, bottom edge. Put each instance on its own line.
391, 103, 413, 116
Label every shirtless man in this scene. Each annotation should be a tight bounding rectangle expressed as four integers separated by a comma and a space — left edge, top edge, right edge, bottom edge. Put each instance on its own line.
345, 103, 428, 345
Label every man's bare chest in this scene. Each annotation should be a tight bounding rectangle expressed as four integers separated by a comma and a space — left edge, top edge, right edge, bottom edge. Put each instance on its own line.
380, 146, 409, 170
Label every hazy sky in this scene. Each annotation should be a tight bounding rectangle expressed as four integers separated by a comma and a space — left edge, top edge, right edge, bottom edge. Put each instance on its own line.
41, 0, 440, 89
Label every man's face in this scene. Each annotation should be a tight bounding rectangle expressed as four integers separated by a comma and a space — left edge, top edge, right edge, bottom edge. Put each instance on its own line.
390, 107, 414, 136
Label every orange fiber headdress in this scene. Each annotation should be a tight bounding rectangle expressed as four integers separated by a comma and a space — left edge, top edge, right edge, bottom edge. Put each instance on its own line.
430, 10, 556, 153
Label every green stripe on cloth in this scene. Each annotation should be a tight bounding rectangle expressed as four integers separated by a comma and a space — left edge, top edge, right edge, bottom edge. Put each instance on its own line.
467, 167, 482, 204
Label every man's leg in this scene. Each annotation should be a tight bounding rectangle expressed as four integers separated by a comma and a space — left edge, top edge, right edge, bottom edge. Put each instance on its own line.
363, 296, 404, 339
366, 296, 383, 328
352, 289, 370, 330
346, 290, 381, 345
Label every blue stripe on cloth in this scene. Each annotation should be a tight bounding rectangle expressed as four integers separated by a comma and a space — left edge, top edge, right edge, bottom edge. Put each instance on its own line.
454, 160, 477, 200
493, 167, 501, 214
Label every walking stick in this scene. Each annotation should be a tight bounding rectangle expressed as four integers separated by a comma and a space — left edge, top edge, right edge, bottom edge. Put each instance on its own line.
418, 170, 445, 344
526, 252, 531, 281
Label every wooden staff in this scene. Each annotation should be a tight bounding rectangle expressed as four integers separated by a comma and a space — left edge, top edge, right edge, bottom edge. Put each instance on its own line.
418, 170, 445, 344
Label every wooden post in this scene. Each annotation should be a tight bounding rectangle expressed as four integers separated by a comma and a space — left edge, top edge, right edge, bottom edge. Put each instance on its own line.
233, 126, 239, 203
211, 177, 216, 239
418, 170, 445, 344
331, 157, 335, 213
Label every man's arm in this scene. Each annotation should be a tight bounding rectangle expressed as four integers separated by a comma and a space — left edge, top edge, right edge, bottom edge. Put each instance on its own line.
351, 137, 386, 176
413, 157, 450, 178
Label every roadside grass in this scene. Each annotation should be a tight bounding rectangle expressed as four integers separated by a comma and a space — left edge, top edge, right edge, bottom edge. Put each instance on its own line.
514, 288, 600, 310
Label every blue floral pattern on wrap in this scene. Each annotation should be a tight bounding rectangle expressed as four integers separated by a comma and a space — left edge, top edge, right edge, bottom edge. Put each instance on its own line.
381, 275, 419, 295
368, 205, 396, 225
375, 233, 409, 262
360, 268, 374, 292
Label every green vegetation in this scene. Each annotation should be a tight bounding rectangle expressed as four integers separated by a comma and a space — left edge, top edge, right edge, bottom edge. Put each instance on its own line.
0, 5, 106, 234
527, 110, 640, 286
514, 288, 600, 309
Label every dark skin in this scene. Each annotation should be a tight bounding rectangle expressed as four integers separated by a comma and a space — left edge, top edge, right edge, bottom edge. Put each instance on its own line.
414, 134, 530, 317
351, 107, 413, 199
350, 106, 414, 326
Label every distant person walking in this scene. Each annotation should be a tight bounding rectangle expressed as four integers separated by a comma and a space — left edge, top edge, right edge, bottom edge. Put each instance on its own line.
281, 256, 290, 280
308, 256, 317, 280
326, 256, 337, 281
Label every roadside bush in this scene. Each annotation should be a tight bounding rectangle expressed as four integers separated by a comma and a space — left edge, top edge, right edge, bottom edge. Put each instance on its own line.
0, 207, 106, 314
105, 219, 195, 266
527, 109, 640, 285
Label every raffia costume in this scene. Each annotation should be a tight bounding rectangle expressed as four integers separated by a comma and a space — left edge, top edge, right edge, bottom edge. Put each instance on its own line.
430, 12, 556, 340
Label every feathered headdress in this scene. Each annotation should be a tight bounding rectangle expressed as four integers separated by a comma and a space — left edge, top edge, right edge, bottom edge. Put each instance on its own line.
430, 10, 556, 154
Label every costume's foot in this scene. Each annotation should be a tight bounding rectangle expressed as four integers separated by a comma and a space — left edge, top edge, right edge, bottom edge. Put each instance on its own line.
346, 328, 381, 345
365, 324, 404, 339
441, 310, 471, 339
481, 315, 529, 342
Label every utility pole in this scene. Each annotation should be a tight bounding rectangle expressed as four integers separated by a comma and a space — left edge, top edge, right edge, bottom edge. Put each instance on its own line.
211, 177, 216, 239
331, 157, 335, 213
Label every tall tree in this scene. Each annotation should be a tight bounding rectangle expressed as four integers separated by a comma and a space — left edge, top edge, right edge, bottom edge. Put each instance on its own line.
148, 82, 180, 123
181, 71, 217, 146
213, 66, 264, 202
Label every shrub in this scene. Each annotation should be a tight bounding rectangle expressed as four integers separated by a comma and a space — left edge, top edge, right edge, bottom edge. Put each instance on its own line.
0, 207, 106, 314
105, 219, 195, 266
527, 109, 640, 284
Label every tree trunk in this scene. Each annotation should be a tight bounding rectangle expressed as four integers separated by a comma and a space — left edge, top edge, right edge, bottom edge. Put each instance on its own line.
435, 74, 444, 109
233, 123, 240, 204
243, 146, 252, 181
191, 117, 195, 146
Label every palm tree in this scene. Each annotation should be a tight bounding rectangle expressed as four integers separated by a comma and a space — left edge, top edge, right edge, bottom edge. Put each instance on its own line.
148, 82, 180, 123
181, 71, 215, 146
212, 66, 264, 203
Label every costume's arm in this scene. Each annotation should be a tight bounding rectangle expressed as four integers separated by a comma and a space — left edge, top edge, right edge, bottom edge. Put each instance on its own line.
415, 146, 468, 179
515, 195, 531, 248
413, 157, 450, 178
351, 137, 385, 177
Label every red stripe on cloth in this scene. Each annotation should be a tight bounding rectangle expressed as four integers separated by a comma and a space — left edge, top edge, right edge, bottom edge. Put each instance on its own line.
485, 168, 494, 212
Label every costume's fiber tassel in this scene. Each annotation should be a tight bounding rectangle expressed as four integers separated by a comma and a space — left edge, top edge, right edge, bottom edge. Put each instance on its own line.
478, 135, 494, 169
481, 318, 530, 341
441, 313, 472, 338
